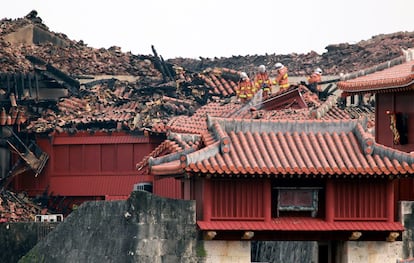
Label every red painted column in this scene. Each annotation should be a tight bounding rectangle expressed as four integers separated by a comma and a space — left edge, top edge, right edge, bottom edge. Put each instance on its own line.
263, 179, 272, 222
386, 179, 395, 222
183, 179, 191, 200
325, 179, 334, 222
203, 178, 212, 221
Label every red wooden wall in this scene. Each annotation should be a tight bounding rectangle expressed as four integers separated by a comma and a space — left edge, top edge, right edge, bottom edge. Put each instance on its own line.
375, 91, 414, 152
12, 132, 162, 199
153, 177, 182, 199
333, 180, 387, 221
211, 179, 265, 220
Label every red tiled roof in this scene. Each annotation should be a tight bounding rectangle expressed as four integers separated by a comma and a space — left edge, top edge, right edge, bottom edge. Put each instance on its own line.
338, 59, 414, 93
197, 218, 404, 231
160, 86, 368, 136
149, 117, 414, 177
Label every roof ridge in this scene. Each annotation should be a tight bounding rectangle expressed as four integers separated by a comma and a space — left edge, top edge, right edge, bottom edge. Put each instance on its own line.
373, 143, 414, 164
353, 122, 375, 155
136, 140, 172, 171
209, 116, 359, 134
149, 147, 196, 167
183, 141, 221, 166
207, 116, 231, 154
340, 51, 411, 81
310, 95, 338, 119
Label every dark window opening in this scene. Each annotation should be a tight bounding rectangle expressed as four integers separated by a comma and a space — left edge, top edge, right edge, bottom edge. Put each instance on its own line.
271, 179, 325, 218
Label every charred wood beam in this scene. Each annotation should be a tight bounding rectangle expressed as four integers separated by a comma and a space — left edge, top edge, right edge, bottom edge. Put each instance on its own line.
26, 55, 80, 94
151, 45, 167, 82
25, 55, 47, 66
151, 45, 175, 82
160, 55, 174, 81
45, 64, 80, 93
137, 85, 176, 94
83, 78, 116, 89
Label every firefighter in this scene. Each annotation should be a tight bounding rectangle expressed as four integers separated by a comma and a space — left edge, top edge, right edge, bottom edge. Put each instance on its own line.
274, 62, 289, 90
254, 65, 273, 100
236, 72, 254, 103
307, 67, 323, 93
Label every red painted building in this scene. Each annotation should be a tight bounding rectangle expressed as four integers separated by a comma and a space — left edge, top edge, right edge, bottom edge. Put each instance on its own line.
12, 131, 164, 210
149, 116, 409, 242
338, 57, 414, 201
144, 56, 414, 247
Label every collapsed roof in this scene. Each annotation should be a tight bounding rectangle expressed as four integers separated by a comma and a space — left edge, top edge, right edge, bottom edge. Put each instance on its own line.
0, 12, 412, 136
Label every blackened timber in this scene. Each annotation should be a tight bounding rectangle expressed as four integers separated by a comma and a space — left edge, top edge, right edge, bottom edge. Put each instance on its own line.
35, 73, 39, 100
151, 45, 168, 82
45, 64, 80, 93
83, 78, 116, 89
28, 73, 33, 98
6, 74, 10, 94
25, 55, 47, 66
160, 55, 174, 81
20, 73, 24, 98
13, 74, 18, 99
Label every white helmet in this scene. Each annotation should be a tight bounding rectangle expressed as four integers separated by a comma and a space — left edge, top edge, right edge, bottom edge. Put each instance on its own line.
258, 65, 266, 73
240, 72, 248, 80
315, 67, 322, 74
275, 62, 284, 70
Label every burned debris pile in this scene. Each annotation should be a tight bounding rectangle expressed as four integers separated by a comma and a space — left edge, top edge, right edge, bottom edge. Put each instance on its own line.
168, 31, 414, 76
0, 190, 43, 222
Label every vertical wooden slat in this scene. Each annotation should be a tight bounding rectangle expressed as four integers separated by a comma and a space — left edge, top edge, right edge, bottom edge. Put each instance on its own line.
335, 180, 389, 220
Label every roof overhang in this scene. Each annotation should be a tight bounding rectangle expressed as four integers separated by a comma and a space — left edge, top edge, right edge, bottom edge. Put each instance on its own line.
198, 219, 404, 241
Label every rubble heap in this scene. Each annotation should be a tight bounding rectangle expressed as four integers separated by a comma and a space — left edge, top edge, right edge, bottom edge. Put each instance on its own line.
169, 31, 414, 76
0, 190, 43, 222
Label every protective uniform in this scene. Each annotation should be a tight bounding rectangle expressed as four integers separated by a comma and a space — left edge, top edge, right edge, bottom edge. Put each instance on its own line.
254, 65, 272, 100
307, 68, 322, 92
236, 72, 254, 103
274, 63, 289, 89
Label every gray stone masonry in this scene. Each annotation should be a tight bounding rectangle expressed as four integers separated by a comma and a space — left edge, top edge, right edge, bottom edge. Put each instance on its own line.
19, 191, 205, 263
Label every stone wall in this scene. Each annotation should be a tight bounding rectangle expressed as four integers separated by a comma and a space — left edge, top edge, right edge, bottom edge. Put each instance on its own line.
401, 201, 414, 258
338, 241, 403, 263
0, 222, 39, 263
19, 191, 204, 263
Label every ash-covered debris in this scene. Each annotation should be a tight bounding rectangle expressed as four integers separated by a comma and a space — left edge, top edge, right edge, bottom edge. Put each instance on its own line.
0, 190, 44, 222
168, 31, 414, 76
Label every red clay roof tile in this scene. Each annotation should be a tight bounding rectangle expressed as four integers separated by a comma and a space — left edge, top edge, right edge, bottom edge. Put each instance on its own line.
150, 117, 414, 178
338, 60, 414, 93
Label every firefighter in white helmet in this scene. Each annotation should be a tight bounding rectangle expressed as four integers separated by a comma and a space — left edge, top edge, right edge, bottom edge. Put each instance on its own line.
274, 62, 289, 90
236, 72, 254, 103
307, 67, 323, 93
254, 65, 272, 100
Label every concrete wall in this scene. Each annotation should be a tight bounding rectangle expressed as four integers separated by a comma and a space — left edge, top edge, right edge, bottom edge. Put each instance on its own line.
4, 24, 68, 47
203, 241, 251, 263
19, 191, 204, 263
339, 241, 402, 263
